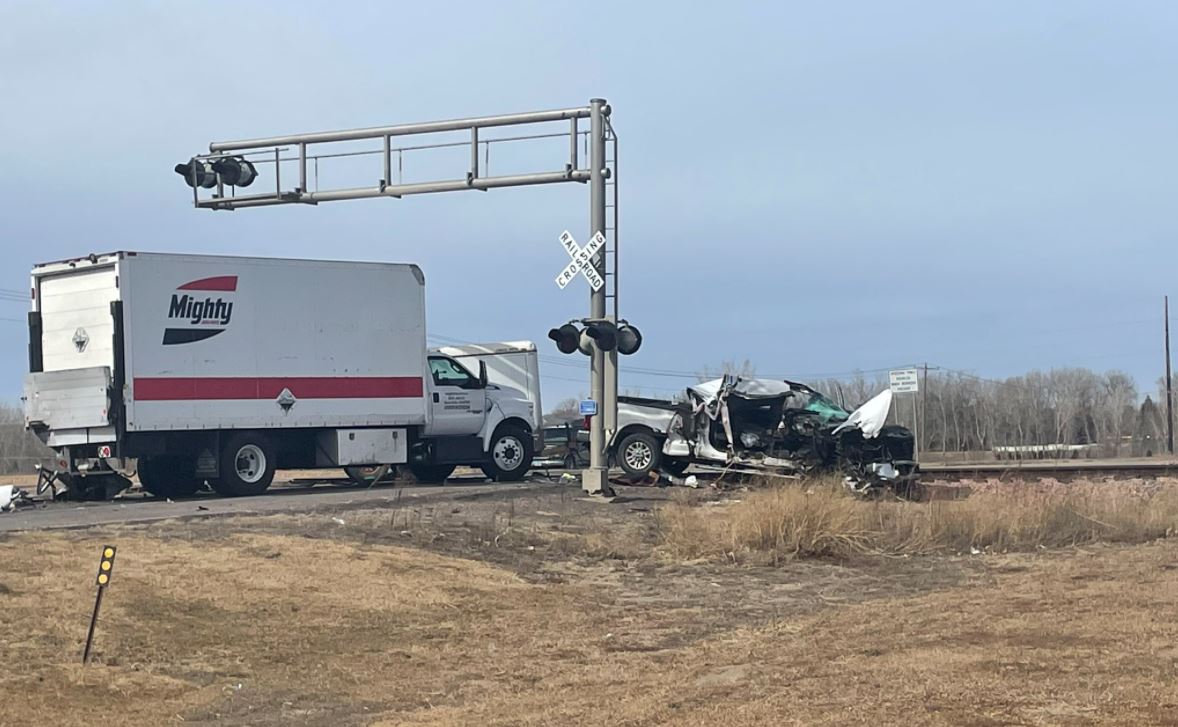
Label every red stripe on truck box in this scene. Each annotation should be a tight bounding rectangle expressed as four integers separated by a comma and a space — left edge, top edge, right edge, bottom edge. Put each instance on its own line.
133, 376, 423, 401
177, 276, 238, 292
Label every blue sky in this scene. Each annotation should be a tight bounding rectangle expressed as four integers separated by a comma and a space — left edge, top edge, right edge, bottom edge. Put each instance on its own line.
1, 1, 1175, 405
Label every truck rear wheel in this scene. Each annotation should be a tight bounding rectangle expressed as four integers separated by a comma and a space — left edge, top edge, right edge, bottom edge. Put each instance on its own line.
481, 424, 534, 482
138, 456, 203, 499
408, 463, 455, 484
617, 431, 662, 478
211, 433, 276, 497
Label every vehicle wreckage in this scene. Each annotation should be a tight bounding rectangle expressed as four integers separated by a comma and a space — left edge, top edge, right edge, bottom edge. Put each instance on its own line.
611, 377, 918, 495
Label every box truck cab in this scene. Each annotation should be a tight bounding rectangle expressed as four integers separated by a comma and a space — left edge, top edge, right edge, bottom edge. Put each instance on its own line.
21, 252, 539, 500
412, 341, 542, 484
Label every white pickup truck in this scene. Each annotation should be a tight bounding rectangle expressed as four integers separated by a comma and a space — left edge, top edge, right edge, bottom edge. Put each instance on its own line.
610, 377, 918, 495
21, 252, 541, 499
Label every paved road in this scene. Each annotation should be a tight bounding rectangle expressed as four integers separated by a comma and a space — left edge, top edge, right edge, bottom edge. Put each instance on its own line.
0, 476, 559, 533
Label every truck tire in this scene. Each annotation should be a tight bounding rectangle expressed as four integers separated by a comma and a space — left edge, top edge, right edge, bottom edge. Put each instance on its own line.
343, 465, 396, 486
481, 424, 534, 482
138, 456, 203, 499
617, 431, 662, 478
211, 433, 276, 497
408, 463, 455, 484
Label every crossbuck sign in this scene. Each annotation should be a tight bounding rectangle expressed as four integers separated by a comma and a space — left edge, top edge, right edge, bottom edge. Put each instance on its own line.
554, 230, 606, 291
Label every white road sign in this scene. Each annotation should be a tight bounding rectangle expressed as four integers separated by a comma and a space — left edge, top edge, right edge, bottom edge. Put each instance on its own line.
889, 368, 920, 393
554, 230, 606, 291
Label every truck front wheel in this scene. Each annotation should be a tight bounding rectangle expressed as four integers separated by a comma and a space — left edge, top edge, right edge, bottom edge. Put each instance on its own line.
481, 424, 534, 482
211, 433, 276, 497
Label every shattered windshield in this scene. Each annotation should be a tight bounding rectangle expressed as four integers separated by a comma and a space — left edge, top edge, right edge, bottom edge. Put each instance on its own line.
798, 390, 849, 423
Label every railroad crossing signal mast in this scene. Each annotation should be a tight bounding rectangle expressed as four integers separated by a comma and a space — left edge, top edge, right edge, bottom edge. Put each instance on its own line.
176, 99, 621, 495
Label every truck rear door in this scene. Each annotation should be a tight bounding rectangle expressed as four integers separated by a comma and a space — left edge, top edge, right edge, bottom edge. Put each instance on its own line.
24, 259, 121, 442
38, 264, 119, 372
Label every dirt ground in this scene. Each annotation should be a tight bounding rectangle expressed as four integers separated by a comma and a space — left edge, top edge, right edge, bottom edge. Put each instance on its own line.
2, 481, 1178, 726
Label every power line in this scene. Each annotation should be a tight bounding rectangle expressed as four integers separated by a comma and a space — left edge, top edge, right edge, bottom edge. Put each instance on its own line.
429, 333, 921, 384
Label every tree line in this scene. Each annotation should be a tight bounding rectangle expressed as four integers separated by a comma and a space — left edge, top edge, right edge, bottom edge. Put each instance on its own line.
549, 362, 1176, 460
808, 368, 1172, 457
3, 365, 1174, 473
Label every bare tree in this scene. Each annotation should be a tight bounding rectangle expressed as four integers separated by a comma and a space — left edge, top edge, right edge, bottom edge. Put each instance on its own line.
543, 397, 582, 427
696, 359, 756, 383
0, 402, 51, 475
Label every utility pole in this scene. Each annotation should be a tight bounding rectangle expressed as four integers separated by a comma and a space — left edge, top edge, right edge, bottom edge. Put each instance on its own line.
1166, 296, 1174, 455
920, 362, 928, 461
583, 98, 611, 496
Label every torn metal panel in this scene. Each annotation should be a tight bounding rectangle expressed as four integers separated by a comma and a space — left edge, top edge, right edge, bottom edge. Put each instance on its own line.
831, 389, 893, 439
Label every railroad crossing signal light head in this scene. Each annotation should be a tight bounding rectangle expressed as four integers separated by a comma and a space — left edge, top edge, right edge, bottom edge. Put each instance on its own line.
95, 545, 116, 587
550, 321, 641, 356
174, 159, 217, 189
582, 321, 617, 352
547, 324, 581, 355
615, 324, 642, 356
211, 156, 258, 187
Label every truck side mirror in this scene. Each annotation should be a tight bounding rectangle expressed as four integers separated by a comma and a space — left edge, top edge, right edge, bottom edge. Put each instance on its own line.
478, 360, 488, 389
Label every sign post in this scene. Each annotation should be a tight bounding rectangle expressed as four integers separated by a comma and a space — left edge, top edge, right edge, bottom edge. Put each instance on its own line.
889, 369, 921, 462
83, 544, 117, 664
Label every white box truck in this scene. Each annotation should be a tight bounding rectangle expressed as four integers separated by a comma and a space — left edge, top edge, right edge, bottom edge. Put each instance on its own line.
22, 252, 540, 499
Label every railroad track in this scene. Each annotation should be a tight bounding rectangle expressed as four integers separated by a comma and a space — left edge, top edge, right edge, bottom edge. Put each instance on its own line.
920, 459, 1178, 480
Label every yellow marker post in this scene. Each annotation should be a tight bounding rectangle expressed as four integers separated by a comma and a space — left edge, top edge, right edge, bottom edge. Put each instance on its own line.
83, 545, 117, 664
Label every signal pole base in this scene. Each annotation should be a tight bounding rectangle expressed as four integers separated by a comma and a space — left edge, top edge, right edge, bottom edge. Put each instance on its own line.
580, 468, 612, 497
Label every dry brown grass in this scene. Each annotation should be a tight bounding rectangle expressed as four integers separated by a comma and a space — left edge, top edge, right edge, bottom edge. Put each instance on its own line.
4, 500, 1178, 725
658, 477, 1178, 563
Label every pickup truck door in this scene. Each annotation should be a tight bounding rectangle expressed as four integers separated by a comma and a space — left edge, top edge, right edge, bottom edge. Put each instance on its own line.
424, 355, 486, 436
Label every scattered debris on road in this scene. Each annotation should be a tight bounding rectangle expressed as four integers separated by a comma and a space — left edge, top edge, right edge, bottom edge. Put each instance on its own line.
0, 485, 32, 512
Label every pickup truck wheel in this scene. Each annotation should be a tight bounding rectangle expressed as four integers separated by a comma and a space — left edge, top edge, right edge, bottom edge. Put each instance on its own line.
408, 463, 455, 484
343, 465, 396, 486
481, 424, 534, 482
211, 434, 276, 497
617, 431, 661, 477
138, 456, 203, 498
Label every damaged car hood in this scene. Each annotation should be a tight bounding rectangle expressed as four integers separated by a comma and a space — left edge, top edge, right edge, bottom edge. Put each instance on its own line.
691, 377, 894, 438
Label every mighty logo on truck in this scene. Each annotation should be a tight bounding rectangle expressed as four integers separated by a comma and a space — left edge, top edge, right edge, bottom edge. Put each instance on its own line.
163, 275, 237, 345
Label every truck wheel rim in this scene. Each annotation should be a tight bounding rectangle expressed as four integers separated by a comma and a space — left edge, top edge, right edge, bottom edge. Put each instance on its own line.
235, 445, 266, 484
624, 441, 653, 471
493, 436, 523, 471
